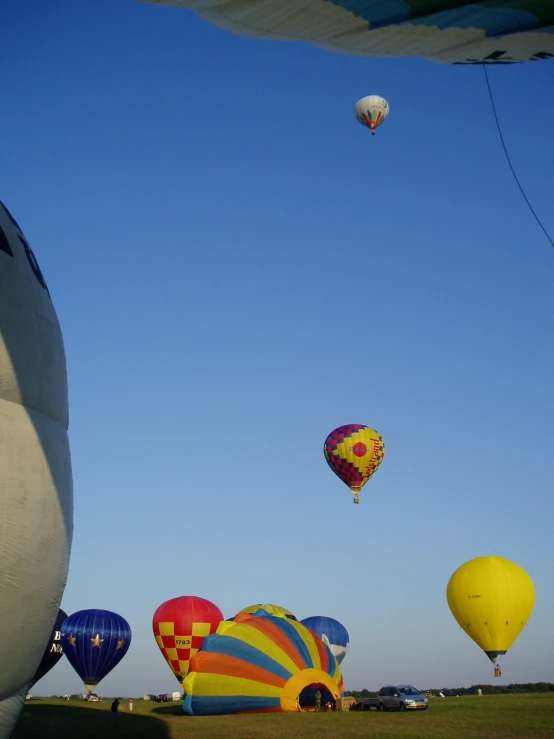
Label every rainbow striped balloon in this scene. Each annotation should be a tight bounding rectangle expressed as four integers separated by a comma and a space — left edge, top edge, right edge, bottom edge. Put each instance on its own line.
183, 611, 343, 715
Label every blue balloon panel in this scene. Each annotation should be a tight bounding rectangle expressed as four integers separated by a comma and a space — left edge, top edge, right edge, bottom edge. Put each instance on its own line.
300, 616, 349, 664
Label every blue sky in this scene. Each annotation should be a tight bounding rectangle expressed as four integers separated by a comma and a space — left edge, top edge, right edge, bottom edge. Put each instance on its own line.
4, 0, 554, 698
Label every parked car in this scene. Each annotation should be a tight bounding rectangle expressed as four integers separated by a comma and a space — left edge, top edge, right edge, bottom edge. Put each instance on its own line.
439, 689, 461, 697
85, 694, 100, 702
153, 694, 169, 703
377, 685, 429, 711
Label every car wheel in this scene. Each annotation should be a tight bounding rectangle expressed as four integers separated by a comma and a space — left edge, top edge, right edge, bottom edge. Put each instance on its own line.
378, 702, 386, 712
399, 702, 406, 712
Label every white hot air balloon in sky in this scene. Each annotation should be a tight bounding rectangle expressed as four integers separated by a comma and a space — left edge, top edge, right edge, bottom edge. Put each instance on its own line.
354, 95, 389, 135
0, 201, 73, 738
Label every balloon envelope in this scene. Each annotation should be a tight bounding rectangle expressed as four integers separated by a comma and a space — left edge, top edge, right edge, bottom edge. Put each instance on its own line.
446, 556, 535, 663
136, 1, 554, 64
60, 609, 132, 692
30, 609, 68, 687
355, 96, 389, 134
324, 424, 385, 503
183, 611, 343, 715
235, 604, 297, 621
300, 616, 349, 665
153, 596, 223, 683
0, 201, 73, 702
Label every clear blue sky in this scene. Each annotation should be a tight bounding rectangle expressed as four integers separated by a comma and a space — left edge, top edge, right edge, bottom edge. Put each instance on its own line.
4, 0, 554, 698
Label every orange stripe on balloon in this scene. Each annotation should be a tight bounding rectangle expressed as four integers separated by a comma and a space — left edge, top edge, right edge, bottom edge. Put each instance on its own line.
312, 632, 329, 673
192, 651, 286, 688
247, 619, 305, 671
234, 612, 255, 625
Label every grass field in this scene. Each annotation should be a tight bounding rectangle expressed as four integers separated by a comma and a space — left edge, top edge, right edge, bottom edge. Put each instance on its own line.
12, 693, 554, 739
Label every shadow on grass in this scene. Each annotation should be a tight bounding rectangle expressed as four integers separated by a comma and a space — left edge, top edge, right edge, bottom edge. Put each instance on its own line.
11, 703, 170, 739
151, 703, 185, 716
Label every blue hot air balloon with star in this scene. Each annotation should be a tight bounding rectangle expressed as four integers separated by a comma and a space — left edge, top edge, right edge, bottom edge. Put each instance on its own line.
300, 616, 349, 665
60, 609, 131, 693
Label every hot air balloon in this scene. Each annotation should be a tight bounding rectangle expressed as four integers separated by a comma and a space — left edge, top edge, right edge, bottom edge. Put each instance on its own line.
300, 616, 350, 665
235, 604, 297, 621
183, 611, 343, 715
446, 556, 535, 677
29, 609, 68, 688
355, 96, 389, 135
0, 201, 73, 737
60, 610, 132, 693
153, 596, 223, 684
323, 424, 385, 504
136, 1, 554, 65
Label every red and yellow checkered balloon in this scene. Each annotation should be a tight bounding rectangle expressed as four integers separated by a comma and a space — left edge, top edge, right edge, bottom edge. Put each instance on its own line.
324, 424, 385, 504
153, 596, 223, 684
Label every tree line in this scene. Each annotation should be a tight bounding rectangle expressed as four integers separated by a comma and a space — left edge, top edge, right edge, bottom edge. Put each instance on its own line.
345, 683, 554, 699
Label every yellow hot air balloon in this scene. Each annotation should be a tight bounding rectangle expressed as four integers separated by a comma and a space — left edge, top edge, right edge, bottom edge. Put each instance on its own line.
446, 556, 535, 677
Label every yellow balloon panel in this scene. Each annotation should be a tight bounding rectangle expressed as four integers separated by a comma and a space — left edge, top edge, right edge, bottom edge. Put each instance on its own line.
446, 556, 535, 659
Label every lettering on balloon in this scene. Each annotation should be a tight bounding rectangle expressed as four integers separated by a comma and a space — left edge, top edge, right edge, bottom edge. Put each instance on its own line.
0, 203, 51, 297
0, 224, 14, 256
468, 595, 481, 599
455, 50, 554, 64
364, 437, 382, 476
50, 643, 64, 653
175, 639, 191, 646
18, 233, 51, 297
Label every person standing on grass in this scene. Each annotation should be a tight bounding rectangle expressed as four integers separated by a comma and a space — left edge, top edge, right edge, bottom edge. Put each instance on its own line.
111, 697, 120, 725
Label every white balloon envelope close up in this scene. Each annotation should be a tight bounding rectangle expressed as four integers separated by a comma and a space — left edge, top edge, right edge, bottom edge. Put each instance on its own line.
0, 202, 73, 738
136, 0, 554, 64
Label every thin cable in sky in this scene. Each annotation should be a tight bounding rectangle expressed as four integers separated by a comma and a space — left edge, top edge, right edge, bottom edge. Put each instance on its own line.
482, 65, 554, 251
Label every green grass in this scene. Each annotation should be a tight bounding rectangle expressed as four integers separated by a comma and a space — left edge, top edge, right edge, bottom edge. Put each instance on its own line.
12, 693, 554, 739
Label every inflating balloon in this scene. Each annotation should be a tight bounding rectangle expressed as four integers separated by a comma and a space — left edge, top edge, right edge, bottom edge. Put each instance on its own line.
300, 616, 349, 665
153, 596, 223, 684
61, 610, 132, 693
0, 202, 73, 720
136, 1, 554, 65
30, 609, 68, 688
446, 556, 535, 676
324, 424, 385, 504
183, 611, 343, 715
355, 96, 389, 135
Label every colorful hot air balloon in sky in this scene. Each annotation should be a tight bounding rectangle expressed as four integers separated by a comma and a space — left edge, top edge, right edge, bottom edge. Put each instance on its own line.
153, 596, 223, 684
136, 1, 554, 65
183, 611, 343, 715
446, 556, 535, 677
235, 604, 297, 621
29, 609, 68, 688
300, 616, 350, 665
61, 610, 132, 693
324, 424, 385, 504
355, 96, 389, 135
